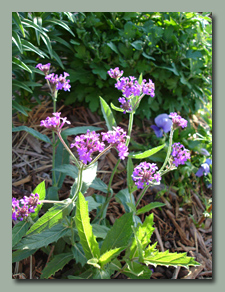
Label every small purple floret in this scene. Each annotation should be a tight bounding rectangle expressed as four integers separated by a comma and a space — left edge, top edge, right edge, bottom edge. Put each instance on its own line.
12, 193, 40, 221
132, 162, 161, 189
171, 143, 190, 167
40, 112, 71, 130
108, 67, 124, 79
36, 63, 51, 75
169, 112, 188, 128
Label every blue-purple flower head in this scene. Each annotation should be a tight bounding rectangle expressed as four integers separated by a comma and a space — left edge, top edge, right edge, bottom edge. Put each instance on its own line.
12, 193, 40, 221
132, 162, 161, 189
118, 97, 132, 114
108, 67, 124, 79
70, 130, 105, 165
45, 72, 71, 92
101, 126, 129, 160
70, 127, 129, 164
171, 142, 190, 167
40, 112, 71, 130
196, 158, 212, 177
169, 112, 188, 129
151, 114, 173, 138
36, 63, 51, 75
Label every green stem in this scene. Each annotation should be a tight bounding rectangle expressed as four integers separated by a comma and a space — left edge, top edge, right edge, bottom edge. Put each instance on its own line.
159, 128, 174, 174
40, 200, 66, 204
51, 92, 57, 186
57, 130, 80, 168
135, 185, 149, 208
72, 165, 84, 202
126, 112, 134, 147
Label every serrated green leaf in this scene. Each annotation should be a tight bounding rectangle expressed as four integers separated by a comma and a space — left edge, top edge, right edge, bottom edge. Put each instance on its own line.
129, 144, 166, 159
12, 221, 31, 248
143, 250, 200, 268
71, 243, 87, 267
41, 252, 74, 279
91, 224, 110, 239
100, 212, 134, 255
129, 213, 155, 260
90, 177, 109, 194
86, 197, 101, 212
26, 198, 74, 236
136, 202, 165, 215
74, 192, 100, 260
115, 188, 135, 213
99, 247, 125, 268
93, 268, 111, 279
99, 96, 117, 131
12, 126, 52, 144
12, 249, 37, 263
14, 223, 70, 250
123, 260, 152, 279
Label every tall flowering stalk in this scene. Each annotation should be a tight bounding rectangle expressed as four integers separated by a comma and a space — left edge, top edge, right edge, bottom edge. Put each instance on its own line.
36, 63, 71, 186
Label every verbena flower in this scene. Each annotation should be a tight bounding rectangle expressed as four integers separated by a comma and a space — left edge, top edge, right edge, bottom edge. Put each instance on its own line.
171, 142, 190, 167
151, 114, 173, 138
169, 112, 188, 128
45, 72, 71, 92
141, 78, 155, 97
101, 126, 129, 160
36, 63, 51, 75
108, 67, 124, 79
132, 161, 161, 189
115, 76, 142, 98
12, 193, 40, 221
118, 97, 132, 114
70, 130, 105, 164
196, 158, 212, 177
40, 112, 71, 130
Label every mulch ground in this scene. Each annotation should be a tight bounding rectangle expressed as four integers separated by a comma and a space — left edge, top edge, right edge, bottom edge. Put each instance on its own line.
12, 100, 212, 280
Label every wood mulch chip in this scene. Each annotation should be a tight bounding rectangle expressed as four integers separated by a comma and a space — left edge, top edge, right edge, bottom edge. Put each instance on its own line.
12, 101, 212, 280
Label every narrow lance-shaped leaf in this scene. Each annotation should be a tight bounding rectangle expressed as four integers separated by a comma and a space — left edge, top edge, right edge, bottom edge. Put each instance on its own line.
26, 198, 74, 236
12, 126, 52, 144
129, 144, 166, 159
41, 252, 74, 279
74, 192, 100, 260
98, 247, 125, 268
100, 212, 134, 255
12, 12, 25, 37
12, 221, 31, 248
143, 250, 200, 268
99, 96, 117, 131
136, 202, 165, 216
12, 249, 37, 263
14, 223, 70, 251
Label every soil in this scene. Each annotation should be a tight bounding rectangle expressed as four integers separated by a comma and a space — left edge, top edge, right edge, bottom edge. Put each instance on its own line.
12, 100, 212, 280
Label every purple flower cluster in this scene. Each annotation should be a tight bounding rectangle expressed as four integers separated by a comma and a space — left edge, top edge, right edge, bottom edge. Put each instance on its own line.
70, 130, 105, 164
36, 63, 71, 92
12, 193, 40, 221
151, 114, 173, 138
196, 158, 212, 177
108, 67, 155, 114
171, 143, 190, 167
132, 162, 161, 189
118, 97, 132, 114
101, 126, 129, 160
36, 63, 51, 75
169, 112, 188, 128
107, 67, 124, 79
40, 112, 71, 130
45, 72, 71, 92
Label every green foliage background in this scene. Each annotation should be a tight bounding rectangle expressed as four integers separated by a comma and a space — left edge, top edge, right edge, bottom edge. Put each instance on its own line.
12, 12, 212, 120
